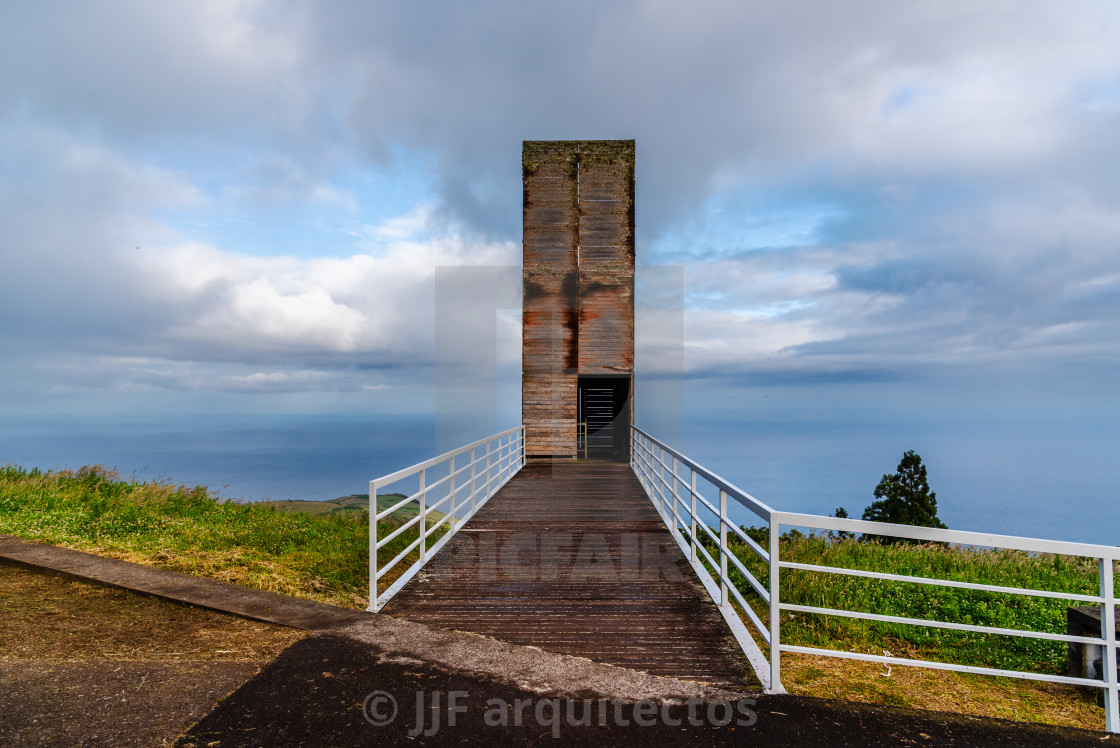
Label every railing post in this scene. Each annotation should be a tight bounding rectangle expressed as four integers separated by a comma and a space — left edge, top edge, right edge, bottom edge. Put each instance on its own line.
645, 438, 654, 497
418, 468, 427, 563
642, 434, 648, 488
639, 434, 647, 486
720, 489, 729, 607
769, 514, 782, 692
657, 445, 667, 519
501, 434, 509, 481
470, 446, 477, 514
504, 434, 512, 481
690, 469, 698, 563
636, 432, 645, 485
672, 456, 681, 534
369, 478, 378, 611
1102, 557, 1119, 733
507, 432, 513, 474
485, 439, 493, 498
449, 454, 456, 514
642, 437, 650, 491
635, 434, 643, 485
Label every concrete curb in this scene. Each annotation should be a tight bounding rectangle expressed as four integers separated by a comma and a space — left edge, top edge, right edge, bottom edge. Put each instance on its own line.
0, 534, 365, 630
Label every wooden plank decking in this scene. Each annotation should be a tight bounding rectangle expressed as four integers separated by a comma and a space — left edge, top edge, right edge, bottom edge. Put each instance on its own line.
381, 461, 755, 688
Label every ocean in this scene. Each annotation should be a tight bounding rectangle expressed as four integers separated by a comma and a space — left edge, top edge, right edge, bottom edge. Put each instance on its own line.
0, 414, 436, 503
1, 413, 1116, 547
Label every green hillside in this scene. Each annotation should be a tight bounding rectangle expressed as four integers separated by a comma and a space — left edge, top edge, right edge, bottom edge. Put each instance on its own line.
0, 465, 453, 609
259, 493, 444, 523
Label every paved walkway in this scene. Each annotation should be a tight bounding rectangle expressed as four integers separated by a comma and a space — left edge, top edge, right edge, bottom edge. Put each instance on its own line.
382, 461, 752, 687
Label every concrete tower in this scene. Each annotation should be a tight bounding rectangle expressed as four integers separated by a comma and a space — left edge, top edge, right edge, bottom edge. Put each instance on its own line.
521, 140, 635, 461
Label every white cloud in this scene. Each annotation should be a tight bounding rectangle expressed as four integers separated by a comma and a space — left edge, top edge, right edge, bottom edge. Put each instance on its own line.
131, 217, 517, 361
2, 0, 1120, 416
202, 278, 366, 351
361, 205, 433, 241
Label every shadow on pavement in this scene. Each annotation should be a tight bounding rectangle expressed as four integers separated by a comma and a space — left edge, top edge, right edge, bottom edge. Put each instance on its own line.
178, 634, 1119, 747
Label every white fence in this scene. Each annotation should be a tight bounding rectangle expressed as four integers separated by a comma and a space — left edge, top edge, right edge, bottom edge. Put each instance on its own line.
631, 426, 1120, 734
368, 426, 525, 612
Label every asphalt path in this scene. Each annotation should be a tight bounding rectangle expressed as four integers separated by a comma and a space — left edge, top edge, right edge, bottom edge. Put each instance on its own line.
178, 633, 1117, 747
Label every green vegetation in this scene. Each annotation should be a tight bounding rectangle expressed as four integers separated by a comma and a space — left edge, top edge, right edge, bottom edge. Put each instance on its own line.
258, 494, 375, 517
862, 449, 946, 532
700, 525, 1116, 729
725, 449, 1113, 676
0, 465, 448, 608
835, 449, 946, 537
707, 526, 1116, 677
261, 493, 444, 524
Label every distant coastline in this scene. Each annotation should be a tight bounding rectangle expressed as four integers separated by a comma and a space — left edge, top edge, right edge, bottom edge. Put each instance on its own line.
259, 493, 446, 523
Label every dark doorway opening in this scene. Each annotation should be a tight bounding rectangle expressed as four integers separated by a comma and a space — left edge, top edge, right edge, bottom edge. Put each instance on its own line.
577, 376, 631, 461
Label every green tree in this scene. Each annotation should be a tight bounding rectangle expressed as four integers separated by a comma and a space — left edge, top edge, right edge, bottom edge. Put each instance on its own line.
831, 506, 853, 540
862, 450, 946, 534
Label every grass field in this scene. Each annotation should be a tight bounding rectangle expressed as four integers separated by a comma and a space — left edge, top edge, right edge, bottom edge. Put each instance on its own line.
0, 464, 445, 608
0, 463, 1113, 730
719, 528, 1115, 674
705, 527, 1116, 729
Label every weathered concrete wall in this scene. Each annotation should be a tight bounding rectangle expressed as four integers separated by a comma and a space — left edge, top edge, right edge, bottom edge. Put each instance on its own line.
522, 140, 634, 458
576, 141, 635, 376
522, 142, 579, 457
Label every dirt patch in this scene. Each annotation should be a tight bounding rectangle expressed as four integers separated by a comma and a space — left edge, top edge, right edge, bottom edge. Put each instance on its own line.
783, 650, 1107, 731
1, 661, 264, 747
0, 562, 305, 746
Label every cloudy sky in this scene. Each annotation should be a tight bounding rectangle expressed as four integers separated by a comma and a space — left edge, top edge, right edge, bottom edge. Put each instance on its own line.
2, 1, 1119, 433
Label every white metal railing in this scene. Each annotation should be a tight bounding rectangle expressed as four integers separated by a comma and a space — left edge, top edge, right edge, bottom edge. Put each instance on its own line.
631, 425, 1120, 734
368, 426, 525, 612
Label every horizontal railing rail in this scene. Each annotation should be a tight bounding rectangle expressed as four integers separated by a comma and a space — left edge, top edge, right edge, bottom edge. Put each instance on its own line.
631, 425, 1120, 733
368, 426, 525, 612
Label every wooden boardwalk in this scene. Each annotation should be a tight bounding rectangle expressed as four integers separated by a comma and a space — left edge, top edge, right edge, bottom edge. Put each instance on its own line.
381, 461, 755, 688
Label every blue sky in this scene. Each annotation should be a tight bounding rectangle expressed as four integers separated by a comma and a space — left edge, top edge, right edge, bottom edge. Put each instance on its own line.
2, 0, 1119, 439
